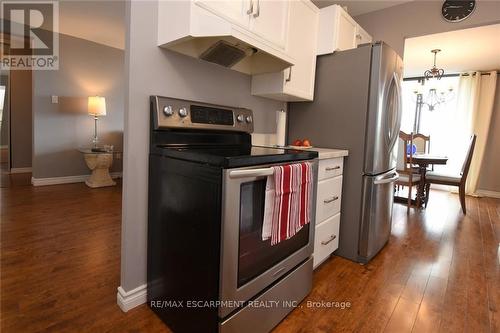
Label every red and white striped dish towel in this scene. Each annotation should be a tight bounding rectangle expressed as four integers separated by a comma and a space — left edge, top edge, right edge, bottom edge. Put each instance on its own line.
262, 162, 313, 245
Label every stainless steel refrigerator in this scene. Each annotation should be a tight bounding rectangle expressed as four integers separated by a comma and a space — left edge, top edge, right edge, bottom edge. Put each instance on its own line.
288, 42, 403, 263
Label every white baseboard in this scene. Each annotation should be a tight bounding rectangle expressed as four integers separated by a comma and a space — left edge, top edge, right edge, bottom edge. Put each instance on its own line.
10, 167, 32, 174
117, 284, 147, 312
32, 172, 122, 186
476, 190, 500, 199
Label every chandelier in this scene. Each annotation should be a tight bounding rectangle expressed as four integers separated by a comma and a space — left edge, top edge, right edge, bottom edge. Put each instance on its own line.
412, 85, 454, 132
424, 49, 445, 80
419, 87, 454, 111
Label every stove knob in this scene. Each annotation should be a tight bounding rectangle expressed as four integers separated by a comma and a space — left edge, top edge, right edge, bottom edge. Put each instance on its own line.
163, 105, 173, 116
178, 107, 188, 118
245, 115, 253, 123
236, 114, 244, 122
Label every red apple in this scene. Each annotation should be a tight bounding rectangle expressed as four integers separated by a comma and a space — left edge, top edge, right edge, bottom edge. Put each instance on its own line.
293, 139, 302, 146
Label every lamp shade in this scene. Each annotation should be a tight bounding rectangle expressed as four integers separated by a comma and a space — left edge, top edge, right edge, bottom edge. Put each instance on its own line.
88, 96, 106, 116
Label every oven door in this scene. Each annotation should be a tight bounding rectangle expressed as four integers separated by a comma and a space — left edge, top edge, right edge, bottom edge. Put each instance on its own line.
219, 160, 318, 318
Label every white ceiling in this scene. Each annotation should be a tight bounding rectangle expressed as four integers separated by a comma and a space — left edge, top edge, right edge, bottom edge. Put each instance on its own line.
403, 24, 500, 78
312, 0, 412, 16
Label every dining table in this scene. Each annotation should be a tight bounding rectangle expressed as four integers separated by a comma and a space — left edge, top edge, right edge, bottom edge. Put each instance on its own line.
411, 154, 448, 208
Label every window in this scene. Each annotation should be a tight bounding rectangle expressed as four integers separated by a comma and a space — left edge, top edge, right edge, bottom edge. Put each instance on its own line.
401, 77, 465, 174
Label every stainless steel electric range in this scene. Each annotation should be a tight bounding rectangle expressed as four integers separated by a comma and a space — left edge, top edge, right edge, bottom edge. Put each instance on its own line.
147, 96, 318, 333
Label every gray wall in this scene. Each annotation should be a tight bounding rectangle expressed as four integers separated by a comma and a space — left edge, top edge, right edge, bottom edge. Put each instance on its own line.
120, 0, 285, 292
10, 70, 33, 169
32, 33, 124, 179
478, 79, 500, 192
355, 0, 500, 57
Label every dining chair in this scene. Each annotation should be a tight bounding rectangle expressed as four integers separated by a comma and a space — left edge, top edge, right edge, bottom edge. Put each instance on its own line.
413, 133, 430, 154
395, 131, 421, 213
425, 135, 476, 214
412, 133, 431, 171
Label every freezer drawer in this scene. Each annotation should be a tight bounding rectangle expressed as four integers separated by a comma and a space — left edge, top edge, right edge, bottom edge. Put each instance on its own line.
358, 169, 398, 262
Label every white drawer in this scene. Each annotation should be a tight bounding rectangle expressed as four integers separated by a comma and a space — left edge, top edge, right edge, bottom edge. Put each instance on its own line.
313, 213, 340, 268
318, 157, 343, 181
316, 176, 342, 223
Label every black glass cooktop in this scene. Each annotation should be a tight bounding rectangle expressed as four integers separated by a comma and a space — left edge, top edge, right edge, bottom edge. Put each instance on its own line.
155, 145, 318, 168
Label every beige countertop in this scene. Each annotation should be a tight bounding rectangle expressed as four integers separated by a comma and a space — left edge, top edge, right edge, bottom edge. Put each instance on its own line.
300, 147, 349, 160
257, 145, 349, 160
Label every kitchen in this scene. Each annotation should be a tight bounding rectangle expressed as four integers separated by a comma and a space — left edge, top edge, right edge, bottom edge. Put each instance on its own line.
1, 0, 499, 332
122, 0, 499, 332
127, 1, 389, 331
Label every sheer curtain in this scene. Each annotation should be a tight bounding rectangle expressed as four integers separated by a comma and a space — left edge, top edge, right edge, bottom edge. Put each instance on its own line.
460, 71, 498, 195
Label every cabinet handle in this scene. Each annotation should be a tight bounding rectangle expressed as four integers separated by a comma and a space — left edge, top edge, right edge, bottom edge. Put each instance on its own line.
253, 0, 260, 17
325, 166, 340, 171
324, 196, 339, 204
285, 66, 292, 82
321, 234, 337, 245
356, 34, 362, 40
247, 0, 254, 15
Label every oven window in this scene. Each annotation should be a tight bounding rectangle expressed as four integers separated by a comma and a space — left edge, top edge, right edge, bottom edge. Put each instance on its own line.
238, 180, 309, 287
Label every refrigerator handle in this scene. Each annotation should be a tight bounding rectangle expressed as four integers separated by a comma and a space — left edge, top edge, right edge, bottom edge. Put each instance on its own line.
388, 72, 402, 152
373, 172, 399, 185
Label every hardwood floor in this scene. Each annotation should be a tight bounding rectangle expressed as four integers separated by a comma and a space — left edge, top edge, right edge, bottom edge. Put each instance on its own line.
1, 180, 498, 332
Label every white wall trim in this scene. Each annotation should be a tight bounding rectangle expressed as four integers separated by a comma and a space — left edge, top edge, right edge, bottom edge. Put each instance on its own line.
31, 172, 122, 186
476, 190, 500, 199
10, 167, 32, 174
117, 284, 147, 312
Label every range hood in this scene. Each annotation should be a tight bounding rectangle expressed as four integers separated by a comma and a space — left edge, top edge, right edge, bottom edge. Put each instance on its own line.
157, 1, 295, 75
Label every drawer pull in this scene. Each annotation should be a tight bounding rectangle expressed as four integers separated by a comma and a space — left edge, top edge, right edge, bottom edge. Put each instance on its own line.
321, 234, 337, 245
272, 267, 285, 276
324, 196, 339, 204
325, 166, 340, 171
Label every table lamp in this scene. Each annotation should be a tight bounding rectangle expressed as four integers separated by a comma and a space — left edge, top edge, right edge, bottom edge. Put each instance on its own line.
88, 96, 106, 148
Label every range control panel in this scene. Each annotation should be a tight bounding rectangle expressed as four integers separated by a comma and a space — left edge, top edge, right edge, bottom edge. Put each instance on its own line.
151, 96, 253, 133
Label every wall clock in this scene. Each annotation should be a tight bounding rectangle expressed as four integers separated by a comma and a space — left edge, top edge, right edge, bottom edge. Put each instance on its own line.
442, 0, 476, 22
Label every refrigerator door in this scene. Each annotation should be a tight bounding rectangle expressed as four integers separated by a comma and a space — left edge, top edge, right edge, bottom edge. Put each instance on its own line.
358, 169, 398, 262
364, 43, 403, 175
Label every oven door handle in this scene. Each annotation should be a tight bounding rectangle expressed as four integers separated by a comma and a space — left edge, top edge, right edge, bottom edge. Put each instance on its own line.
229, 167, 274, 179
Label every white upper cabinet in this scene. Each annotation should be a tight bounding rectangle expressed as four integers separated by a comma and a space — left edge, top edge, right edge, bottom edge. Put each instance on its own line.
335, 8, 357, 51
249, 0, 289, 49
158, 0, 294, 75
194, 0, 251, 28
317, 5, 372, 55
251, 0, 319, 101
355, 24, 373, 46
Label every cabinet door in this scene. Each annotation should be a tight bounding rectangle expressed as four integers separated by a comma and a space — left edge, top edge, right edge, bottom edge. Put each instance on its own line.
195, 0, 250, 28
336, 9, 357, 51
249, 0, 289, 49
282, 0, 318, 100
250, 0, 318, 101
356, 24, 372, 46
